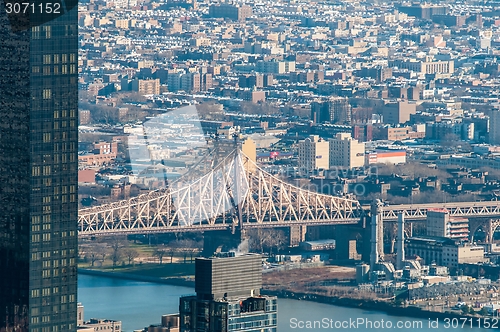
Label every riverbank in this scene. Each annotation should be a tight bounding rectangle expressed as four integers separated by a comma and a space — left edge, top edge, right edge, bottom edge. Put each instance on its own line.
261, 289, 480, 322
78, 268, 195, 287
79, 268, 476, 324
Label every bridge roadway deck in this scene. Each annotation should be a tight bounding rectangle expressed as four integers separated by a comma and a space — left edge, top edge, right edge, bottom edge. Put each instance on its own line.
378, 201, 500, 221
77, 218, 361, 237
78, 200, 500, 236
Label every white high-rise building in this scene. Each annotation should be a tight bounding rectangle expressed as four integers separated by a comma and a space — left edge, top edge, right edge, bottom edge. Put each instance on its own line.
329, 133, 365, 169
298, 135, 329, 172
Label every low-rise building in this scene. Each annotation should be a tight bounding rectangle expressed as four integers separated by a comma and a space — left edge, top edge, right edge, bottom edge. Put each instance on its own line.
79, 141, 118, 166
365, 150, 406, 165
78, 303, 122, 332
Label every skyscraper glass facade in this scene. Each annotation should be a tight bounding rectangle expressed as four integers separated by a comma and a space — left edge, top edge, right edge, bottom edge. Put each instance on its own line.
0, 3, 78, 331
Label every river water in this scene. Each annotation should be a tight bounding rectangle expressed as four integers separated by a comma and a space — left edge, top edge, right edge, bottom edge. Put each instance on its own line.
78, 274, 488, 332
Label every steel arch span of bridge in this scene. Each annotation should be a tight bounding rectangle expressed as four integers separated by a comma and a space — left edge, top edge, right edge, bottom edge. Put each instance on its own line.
78, 149, 362, 236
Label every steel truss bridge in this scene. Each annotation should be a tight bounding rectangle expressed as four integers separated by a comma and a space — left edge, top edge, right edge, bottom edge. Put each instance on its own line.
381, 203, 500, 242
78, 149, 361, 236
380, 202, 500, 221
78, 147, 500, 237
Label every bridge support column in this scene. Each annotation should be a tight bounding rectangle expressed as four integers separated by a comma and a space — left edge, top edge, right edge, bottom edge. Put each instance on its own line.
486, 220, 494, 244
370, 199, 384, 269
289, 225, 306, 247
334, 226, 358, 260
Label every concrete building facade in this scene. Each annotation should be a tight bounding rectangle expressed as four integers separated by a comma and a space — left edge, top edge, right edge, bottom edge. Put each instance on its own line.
426, 208, 469, 241
298, 135, 330, 172
406, 237, 487, 268
381, 101, 416, 124
328, 133, 365, 169
389, 59, 454, 75
489, 110, 500, 145
209, 4, 252, 21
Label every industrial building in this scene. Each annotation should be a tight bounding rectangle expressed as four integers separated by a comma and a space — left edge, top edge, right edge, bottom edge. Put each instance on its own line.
406, 237, 487, 268
365, 150, 407, 165
179, 253, 277, 332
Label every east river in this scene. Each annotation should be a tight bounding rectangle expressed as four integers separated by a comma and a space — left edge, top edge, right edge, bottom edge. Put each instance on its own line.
78, 274, 488, 332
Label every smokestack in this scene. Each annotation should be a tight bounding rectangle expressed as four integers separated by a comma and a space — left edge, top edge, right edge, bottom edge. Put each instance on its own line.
370, 199, 383, 269
397, 213, 405, 270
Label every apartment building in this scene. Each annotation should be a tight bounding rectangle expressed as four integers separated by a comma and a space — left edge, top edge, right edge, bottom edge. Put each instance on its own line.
298, 135, 329, 172
426, 208, 469, 241
329, 133, 365, 169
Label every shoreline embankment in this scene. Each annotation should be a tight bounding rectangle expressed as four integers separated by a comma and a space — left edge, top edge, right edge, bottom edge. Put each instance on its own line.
261, 289, 472, 321
78, 268, 196, 287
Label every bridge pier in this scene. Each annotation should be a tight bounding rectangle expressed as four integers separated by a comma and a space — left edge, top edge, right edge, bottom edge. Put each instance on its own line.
370, 200, 384, 268
333, 216, 371, 261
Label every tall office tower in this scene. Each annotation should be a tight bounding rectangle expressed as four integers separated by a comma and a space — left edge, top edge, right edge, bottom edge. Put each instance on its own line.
0, 3, 78, 331
180, 253, 277, 332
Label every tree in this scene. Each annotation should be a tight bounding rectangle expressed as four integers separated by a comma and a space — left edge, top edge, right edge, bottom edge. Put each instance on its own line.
179, 239, 201, 263
183, 239, 202, 262
177, 239, 202, 263
196, 101, 224, 121
88, 104, 119, 124
99, 247, 108, 265
123, 248, 139, 266
248, 229, 266, 253
249, 229, 289, 255
85, 243, 107, 267
469, 306, 477, 315
110, 239, 124, 269
264, 229, 287, 255
239, 101, 279, 115
441, 133, 461, 150
153, 246, 168, 264
168, 247, 177, 264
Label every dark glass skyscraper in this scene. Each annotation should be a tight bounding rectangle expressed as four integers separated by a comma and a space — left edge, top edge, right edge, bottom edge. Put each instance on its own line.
0, 2, 78, 331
